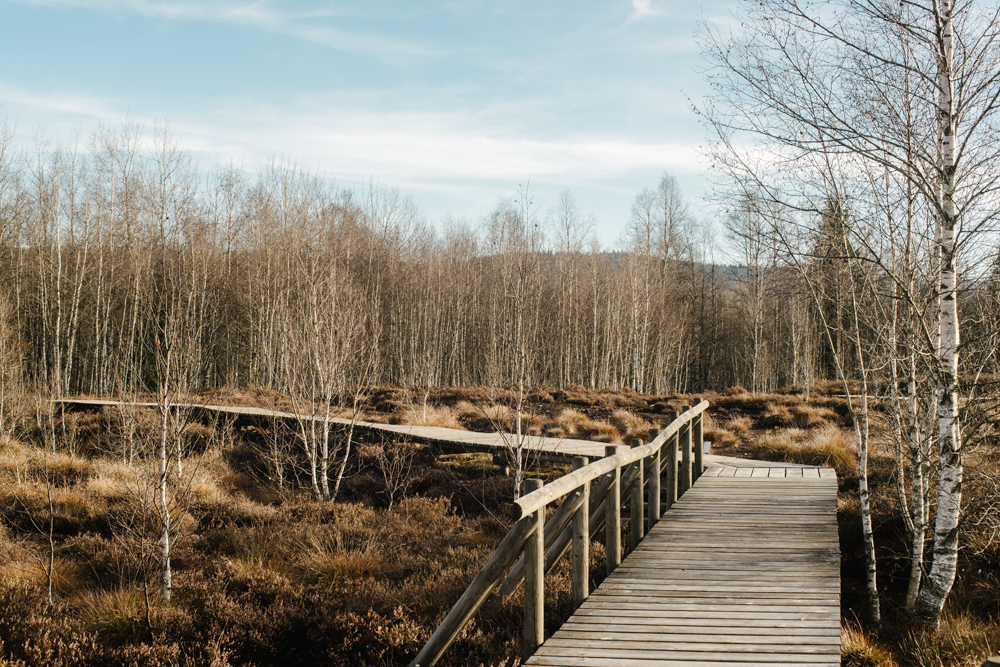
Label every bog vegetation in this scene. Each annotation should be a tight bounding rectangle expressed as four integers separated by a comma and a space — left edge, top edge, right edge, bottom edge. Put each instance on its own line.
0, 385, 995, 666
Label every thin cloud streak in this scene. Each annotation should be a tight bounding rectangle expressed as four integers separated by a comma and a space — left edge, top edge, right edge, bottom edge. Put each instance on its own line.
1, 81, 701, 187
13, 0, 438, 61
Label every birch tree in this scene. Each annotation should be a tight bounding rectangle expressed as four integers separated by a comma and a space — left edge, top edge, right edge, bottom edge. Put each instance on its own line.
700, 0, 1000, 628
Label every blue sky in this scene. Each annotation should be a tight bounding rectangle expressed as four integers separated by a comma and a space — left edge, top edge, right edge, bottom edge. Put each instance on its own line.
0, 0, 732, 245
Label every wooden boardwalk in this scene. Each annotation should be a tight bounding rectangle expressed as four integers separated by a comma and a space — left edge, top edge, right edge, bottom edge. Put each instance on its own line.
62, 398, 842, 665
525, 467, 841, 667
58, 398, 794, 468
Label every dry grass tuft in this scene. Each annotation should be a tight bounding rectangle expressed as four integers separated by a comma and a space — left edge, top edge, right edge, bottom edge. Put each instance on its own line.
789, 404, 839, 429
752, 424, 855, 473
901, 611, 1000, 667
76, 586, 147, 642
842, 623, 897, 667
397, 404, 464, 430
759, 402, 795, 428
704, 422, 739, 449
553, 409, 588, 437
725, 415, 753, 438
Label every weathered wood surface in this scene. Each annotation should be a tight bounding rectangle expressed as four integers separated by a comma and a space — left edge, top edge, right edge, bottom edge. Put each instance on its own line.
524, 471, 840, 667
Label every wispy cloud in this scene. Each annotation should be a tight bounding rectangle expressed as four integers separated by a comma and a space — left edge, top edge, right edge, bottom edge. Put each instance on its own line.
0, 79, 702, 183
0, 80, 122, 126
627, 0, 658, 21
13, 0, 437, 61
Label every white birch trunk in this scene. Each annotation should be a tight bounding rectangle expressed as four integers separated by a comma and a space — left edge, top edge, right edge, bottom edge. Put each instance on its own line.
915, 0, 962, 628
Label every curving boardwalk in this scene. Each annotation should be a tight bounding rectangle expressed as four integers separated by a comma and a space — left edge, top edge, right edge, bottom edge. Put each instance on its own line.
526, 467, 840, 667
58, 398, 798, 468
60, 398, 842, 665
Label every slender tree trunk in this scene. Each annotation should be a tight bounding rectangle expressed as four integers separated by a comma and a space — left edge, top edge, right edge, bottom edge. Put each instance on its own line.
915, 0, 962, 628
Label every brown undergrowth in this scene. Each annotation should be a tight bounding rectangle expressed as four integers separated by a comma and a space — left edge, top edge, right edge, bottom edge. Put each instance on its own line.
1, 385, 997, 666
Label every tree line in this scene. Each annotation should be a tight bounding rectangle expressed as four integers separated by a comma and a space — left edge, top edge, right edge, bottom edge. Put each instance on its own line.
0, 123, 798, 400
0, 121, 997, 406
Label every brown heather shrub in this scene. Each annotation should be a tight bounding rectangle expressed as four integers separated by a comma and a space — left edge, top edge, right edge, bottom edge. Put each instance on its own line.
0, 582, 97, 666
529, 388, 555, 404
555, 384, 598, 406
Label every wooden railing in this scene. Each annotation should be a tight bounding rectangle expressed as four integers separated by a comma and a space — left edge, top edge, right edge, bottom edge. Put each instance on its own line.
408, 400, 708, 667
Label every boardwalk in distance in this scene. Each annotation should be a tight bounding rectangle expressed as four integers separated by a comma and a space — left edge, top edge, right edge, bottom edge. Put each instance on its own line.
526, 467, 840, 667
58, 398, 812, 467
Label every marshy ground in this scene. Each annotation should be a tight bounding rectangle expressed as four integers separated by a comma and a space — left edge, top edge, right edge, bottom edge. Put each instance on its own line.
0, 384, 996, 666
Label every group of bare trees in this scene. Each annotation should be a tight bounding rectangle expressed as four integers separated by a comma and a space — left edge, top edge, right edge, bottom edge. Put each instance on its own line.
0, 124, 742, 399
702, 0, 1000, 630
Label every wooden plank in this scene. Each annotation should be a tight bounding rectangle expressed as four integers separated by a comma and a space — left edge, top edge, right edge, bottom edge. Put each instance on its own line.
524, 473, 839, 667
528, 659, 836, 667
541, 638, 838, 652
530, 647, 836, 662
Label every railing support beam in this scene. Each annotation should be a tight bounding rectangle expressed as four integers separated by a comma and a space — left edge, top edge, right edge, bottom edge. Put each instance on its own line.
523, 478, 545, 660
571, 456, 590, 608
694, 412, 704, 481
680, 405, 692, 496
648, 428, 661, 528
629, 438, 644, 551
665, 410, 678, 509
605, 445, 622, 574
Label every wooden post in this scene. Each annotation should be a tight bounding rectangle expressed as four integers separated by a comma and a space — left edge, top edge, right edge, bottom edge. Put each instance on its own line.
408, 515, 537, 667
665, 410, 678, 509
523, 478, 544, 660
648, 429, 661, 527
629, 438, 644, 551
571, 456, 589, 608
679, 405, 692, 496
604, 445, 621, 574
693, 412, 704, 481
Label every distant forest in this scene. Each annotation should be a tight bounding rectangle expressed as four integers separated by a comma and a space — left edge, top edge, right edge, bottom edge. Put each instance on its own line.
1, 122, 999, 402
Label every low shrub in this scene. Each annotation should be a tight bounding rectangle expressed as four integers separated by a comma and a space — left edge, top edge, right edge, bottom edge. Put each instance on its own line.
759, 402, 795, 428
900, 611, 1000, 667
751, 425, 856, 474
842, 623, 897, 667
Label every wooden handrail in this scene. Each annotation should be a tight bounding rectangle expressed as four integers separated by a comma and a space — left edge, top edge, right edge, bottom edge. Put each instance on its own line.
408, 399, 708, 667
512, 400, 709, 519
